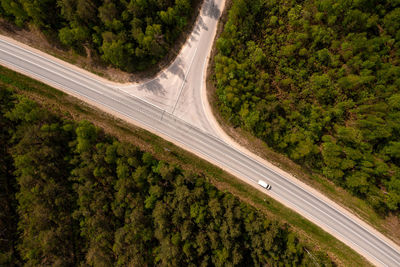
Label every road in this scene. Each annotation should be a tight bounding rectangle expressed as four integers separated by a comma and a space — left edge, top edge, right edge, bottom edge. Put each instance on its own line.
1, 0, 400, 266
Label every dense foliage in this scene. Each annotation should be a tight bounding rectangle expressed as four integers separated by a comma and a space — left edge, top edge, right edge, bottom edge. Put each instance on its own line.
0, 88, 331, 266
0, 88, 18, 264
0, 0, 194, 71
214, 0, 400, 214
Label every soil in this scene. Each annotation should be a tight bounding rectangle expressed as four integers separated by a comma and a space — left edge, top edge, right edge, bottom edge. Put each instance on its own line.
0, 0, 203, 83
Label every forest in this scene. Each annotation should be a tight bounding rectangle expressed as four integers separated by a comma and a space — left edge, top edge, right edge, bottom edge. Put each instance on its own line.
214, 0, 400, 214
0, 0, 195, 71
0, 87, 332, 266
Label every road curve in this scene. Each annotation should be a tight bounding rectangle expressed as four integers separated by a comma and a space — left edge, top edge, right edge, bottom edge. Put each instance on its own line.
1, 0, 400, 266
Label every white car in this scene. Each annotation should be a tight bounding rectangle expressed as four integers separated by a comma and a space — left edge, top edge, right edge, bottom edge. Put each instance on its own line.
258, 180, 271, 190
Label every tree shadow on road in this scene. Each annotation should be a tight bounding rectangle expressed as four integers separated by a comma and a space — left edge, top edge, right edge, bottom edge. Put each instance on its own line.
193, 16, 209, 35
203, 0, 220, 19
189, 16, 208, 46
167, 57, 185, 80
137, 78, 166, 96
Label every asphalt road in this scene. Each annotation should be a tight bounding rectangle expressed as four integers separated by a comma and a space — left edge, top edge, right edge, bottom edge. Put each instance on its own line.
1, 0, 400, 265
115, 0, 222, 134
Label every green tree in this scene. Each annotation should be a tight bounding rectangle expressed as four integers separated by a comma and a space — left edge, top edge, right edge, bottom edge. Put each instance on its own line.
0, 87, 19, 265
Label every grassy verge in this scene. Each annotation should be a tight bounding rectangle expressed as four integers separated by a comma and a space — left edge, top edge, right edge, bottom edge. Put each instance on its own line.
205, 0, 400, 247
0, 65, 371, 266
207, 72, 400, 245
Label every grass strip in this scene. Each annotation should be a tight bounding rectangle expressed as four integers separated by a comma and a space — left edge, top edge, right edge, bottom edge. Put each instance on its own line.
0, 65, 370, 266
